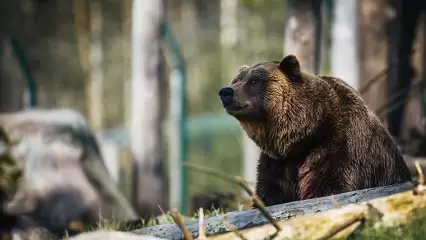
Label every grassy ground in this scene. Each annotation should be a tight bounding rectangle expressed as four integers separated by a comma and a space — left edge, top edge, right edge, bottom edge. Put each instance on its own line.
94, 206, 231, 232
345, 208, 426, 240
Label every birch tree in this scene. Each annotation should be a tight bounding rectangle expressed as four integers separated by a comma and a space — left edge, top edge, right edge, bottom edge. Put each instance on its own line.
130, 0, 167, 216
283, 0, 322, 74
359, 0, 389, 111
331, 0, 360, 89
89, 0, 103, 131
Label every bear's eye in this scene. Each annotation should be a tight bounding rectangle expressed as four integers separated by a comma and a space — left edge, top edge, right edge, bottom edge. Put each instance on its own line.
251, 80, 256, 85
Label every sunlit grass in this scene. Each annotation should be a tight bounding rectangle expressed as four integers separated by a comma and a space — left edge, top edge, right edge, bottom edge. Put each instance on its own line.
90, 205, 234, 232
344, 208, 426, 240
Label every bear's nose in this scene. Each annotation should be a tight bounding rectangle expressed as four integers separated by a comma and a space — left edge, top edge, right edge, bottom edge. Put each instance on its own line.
219, 87, 234, 106
219, 87, 234, 97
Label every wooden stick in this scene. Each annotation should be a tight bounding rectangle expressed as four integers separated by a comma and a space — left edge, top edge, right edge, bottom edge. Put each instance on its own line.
198, 208, 206, 240
415, 160, 424, 185
330, 196, 341, 209
318, 212, 365, 240
221, 216, 248, 240
170, 208, 193, 240
413, 160, 426, 195
185, 164, 281, 232
184, 163, 255, 186
251, 194, 281, 232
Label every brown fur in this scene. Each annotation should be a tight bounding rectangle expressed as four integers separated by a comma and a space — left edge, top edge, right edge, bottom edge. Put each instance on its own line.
219, 55, 412, 206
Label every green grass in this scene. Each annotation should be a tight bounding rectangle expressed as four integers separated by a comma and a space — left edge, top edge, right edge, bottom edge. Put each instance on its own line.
91, 206, 232, 232
345, 208, 426, 240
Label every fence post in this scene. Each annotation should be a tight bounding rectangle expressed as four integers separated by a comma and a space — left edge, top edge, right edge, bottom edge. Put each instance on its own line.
163, 21, 189, 214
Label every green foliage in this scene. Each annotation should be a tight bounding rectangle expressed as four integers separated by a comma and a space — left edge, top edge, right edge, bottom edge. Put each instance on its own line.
347, 208, 426, 240
0, 126, 23, 199
94, 205, 232, 232
240, 0, 285, 11
187, 133, 243, 201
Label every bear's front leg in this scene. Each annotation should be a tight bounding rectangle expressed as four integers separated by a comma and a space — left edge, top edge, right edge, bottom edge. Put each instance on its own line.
298, 164, 355, 200
253, 152, 300, 207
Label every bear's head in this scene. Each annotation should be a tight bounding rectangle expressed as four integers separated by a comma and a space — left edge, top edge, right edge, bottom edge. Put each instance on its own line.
218, 55, 327, 158
218, 54, 304, 122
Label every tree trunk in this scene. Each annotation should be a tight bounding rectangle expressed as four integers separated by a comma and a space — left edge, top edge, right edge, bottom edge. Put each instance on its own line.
130, 0, 168, 217
331, 0, 360, 89
386, 0, 421, 138
359, 0, 390, 112
0, 0, 23, 113
122, 0, 132, 129
89, 0, 104, 131
0, 0, 5, 111
283, 0, 321, 74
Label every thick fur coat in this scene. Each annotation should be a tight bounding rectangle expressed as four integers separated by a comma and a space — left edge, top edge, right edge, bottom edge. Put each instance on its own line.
219, 55, 412, 206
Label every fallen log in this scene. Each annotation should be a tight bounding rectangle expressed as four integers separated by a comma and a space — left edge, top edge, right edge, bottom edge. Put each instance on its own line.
209, 184, 426, 239
133, 182, 413, 240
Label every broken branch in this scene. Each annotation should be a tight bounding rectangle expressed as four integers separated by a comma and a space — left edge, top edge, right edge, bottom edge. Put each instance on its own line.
170, 208, 193, 240
185, 164, 281, 232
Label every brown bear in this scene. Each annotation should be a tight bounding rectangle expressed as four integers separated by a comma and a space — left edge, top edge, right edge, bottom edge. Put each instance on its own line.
218, 54, 412, 206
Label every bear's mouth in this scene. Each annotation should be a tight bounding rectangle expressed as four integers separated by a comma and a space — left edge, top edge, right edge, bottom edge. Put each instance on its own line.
225, 103, 248, 113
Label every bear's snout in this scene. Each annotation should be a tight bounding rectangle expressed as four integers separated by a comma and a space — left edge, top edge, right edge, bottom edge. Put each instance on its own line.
219, 87, 234, 106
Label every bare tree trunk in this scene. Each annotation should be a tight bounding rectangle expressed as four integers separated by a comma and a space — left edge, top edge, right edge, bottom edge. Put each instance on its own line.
331, 0, 360, 89
0, 0, 23, 113
89, 0, 104, 131
283, 0, 321, 74
122, 0, 132, 129
386, 0, 421, 138
0, 0, 5, 111
130, 0, 168, 217
0, 34, 6, 113
359, 0, 390, 113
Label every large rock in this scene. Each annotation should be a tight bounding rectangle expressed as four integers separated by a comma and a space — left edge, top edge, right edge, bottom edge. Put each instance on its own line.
0, 109, 136, 237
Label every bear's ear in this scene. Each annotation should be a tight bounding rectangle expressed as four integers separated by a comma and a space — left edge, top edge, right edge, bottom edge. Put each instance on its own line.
238, 65, 249, 72
278, 55, 302, 82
